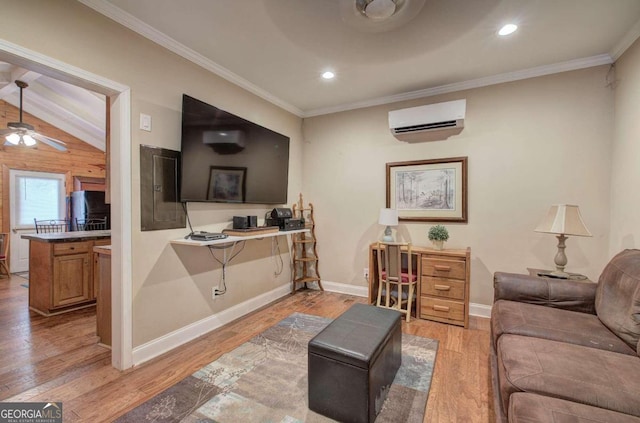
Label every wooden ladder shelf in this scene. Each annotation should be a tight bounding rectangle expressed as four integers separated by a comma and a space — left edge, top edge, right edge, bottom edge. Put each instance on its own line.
292, 193, 323, 294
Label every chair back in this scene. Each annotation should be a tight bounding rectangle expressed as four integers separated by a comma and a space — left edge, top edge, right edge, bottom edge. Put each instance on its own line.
0, 233, 8, 258
376, 241, 416, 322
376, 241, 413, 284
0, 233, 8, 276
34, 219, 70, 234
75, 217, 108, 231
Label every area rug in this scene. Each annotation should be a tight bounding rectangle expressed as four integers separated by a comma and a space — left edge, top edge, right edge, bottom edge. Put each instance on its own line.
116, 312, 438, 422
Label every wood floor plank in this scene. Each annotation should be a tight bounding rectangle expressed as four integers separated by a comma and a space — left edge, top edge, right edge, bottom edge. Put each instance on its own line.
0, 275, 494, 422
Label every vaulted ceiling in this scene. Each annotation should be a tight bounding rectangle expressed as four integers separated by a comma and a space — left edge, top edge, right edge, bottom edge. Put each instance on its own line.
0, 62, 106, 151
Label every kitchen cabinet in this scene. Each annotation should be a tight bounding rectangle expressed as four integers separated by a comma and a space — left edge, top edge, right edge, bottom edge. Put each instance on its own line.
94, 245, 111, 346
24, 232, 111, 316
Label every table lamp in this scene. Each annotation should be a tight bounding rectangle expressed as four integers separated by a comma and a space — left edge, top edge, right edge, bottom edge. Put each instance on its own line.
378, 208, 398, 242
534, 204, 592, 278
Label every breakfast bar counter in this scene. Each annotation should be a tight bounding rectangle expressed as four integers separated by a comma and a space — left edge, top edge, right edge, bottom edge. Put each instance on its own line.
23, 231, 111, 316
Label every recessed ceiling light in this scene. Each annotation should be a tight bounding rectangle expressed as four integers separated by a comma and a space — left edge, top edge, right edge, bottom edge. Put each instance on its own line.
498, 23, 518, 36
322, 71, 335, 80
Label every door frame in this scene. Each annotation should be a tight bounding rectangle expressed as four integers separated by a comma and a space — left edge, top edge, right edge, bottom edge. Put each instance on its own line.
8, 169, 68, 273
0, 39, 133, 370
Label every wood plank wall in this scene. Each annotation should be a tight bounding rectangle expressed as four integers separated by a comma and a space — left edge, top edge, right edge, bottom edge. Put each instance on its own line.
0, 100, 106, 232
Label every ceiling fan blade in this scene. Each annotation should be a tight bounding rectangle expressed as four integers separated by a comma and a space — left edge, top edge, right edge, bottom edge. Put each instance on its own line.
31, 133, 68, 152
0, 128, 18, 136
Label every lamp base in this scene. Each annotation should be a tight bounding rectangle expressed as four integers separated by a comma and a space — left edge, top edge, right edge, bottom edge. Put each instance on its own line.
382, 225, 394, 242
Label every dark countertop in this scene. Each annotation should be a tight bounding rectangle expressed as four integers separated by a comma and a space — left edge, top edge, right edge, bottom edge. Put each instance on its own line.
22, 230, 111, 243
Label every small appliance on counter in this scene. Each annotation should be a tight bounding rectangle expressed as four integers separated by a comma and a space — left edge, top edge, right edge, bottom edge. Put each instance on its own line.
266, 208, 304, 231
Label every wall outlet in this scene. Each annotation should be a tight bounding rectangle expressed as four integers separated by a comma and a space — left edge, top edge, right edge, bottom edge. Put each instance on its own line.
212, 285, 219, 299
363, 267, 369, 279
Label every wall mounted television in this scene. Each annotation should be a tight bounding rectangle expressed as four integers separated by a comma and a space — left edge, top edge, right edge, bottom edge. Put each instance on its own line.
180, 94, 290, 204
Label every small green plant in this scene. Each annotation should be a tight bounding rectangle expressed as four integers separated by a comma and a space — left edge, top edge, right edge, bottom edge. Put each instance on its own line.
428, 225, 449, 242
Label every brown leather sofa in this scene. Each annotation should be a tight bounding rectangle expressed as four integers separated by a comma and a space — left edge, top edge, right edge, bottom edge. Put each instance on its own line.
490, 249, 640, 423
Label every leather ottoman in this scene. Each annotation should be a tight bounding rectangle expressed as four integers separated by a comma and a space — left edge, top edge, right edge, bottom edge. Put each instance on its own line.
308, 304, 402, 423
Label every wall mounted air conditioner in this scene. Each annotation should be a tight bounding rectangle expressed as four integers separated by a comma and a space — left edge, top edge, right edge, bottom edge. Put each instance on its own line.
389, 99, 466, 142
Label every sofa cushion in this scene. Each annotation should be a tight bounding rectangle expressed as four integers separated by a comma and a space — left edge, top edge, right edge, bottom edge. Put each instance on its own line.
492, 299, 636, 355
496, 334, 640, 418
595, 249, 640, 352
509, 393, 640, 423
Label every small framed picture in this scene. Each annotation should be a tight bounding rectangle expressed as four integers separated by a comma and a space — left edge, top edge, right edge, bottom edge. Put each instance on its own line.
386, 157, 467, 222
207, 166, 247, 202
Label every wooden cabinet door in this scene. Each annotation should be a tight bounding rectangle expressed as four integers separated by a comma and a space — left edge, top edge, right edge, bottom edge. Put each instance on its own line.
52, 253, 91, 307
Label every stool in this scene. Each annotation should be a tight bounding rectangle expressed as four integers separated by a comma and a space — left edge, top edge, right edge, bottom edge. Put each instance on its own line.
308, 303, 402, 423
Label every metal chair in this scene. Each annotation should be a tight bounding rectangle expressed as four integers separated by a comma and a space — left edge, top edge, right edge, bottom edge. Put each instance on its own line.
0, 233, 9, 277
75, 217, 108, 231
376, 241, 418, 322
34, 219, 70, 233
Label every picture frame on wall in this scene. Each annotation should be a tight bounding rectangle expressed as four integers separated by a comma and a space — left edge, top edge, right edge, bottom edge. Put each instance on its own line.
386, 157, 468, 222
207, 166, 247, 202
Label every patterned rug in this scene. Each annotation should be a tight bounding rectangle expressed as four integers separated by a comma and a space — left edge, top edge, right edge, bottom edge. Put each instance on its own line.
116, 312, 438, 422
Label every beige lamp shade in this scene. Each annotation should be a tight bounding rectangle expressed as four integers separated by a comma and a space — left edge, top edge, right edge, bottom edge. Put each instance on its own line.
535, 204, 592, 237
378, 208, 398, 226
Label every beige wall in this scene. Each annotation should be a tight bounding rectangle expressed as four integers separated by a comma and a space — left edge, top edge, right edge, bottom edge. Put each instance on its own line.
610, 38, 640, 254
0, 0, 303, 346
0, 0, 633, 351
303, 67, 614, 306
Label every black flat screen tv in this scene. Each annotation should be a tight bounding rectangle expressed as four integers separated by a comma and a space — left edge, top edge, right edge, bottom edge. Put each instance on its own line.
180, 94, 290, 204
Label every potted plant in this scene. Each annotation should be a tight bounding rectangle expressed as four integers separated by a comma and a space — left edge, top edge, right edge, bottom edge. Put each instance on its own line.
428, 225, 449, 250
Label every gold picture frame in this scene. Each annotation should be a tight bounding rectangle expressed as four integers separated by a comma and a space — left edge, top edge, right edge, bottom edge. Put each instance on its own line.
386, 157, 468, 222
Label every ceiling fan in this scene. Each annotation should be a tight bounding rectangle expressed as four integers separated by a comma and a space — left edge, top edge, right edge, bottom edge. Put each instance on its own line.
1, 80, 67, 151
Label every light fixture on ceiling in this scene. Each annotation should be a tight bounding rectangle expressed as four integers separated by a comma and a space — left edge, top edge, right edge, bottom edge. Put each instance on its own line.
322, 71, 336, 80
498, 23, 518, 36
340, 0, 425, 33
357, 0, 397, 21
1, 80, 67, 151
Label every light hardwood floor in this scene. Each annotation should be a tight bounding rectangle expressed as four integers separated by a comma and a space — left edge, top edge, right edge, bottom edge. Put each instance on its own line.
0, 274, 494, 422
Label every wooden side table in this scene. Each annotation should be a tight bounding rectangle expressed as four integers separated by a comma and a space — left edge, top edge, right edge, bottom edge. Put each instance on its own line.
527, 268, 593, 283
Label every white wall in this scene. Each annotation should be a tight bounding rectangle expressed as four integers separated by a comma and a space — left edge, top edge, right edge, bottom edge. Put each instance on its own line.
610, 38, 640, 253
0, 0, 303, 347
302, 67, 614, 306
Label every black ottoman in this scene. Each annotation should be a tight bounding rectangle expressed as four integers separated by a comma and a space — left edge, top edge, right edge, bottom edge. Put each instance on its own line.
308, 304, 402, 423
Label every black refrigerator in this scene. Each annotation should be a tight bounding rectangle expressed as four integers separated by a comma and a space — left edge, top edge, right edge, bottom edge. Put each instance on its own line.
70, 191, 111, 231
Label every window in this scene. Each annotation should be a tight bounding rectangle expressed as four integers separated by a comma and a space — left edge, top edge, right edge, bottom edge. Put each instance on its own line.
12, 170, 66, 228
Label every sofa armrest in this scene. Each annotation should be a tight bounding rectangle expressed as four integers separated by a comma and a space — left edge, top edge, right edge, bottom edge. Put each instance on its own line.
493, 272, 597, 314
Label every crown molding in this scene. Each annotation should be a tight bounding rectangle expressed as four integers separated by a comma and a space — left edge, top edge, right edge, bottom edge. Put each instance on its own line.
76, 1, 621, 119
610, 18, 640, 60
303, 54, 614, 117
78, 0, 304, 117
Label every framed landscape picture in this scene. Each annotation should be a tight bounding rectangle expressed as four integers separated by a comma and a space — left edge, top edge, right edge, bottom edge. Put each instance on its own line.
386, 157, 467, 222
207, 166, 247, 202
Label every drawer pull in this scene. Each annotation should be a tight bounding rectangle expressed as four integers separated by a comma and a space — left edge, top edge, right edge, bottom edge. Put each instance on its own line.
433, 305, 450, 312
434, 284, 451, 291
434, 265, 451, 272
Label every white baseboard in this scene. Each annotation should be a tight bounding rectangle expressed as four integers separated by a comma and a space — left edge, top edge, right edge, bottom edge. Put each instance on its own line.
133, 282, 492, 366
132, 284, 290, 366
470, 302, 492, 318
322, 280, 369, 297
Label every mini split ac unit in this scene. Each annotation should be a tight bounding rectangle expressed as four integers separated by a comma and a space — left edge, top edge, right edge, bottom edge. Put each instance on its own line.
388, 99, 466, 142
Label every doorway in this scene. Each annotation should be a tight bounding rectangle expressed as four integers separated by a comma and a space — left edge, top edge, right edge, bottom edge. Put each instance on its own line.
0, 39, 132, 370
9, 170, 67, 272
